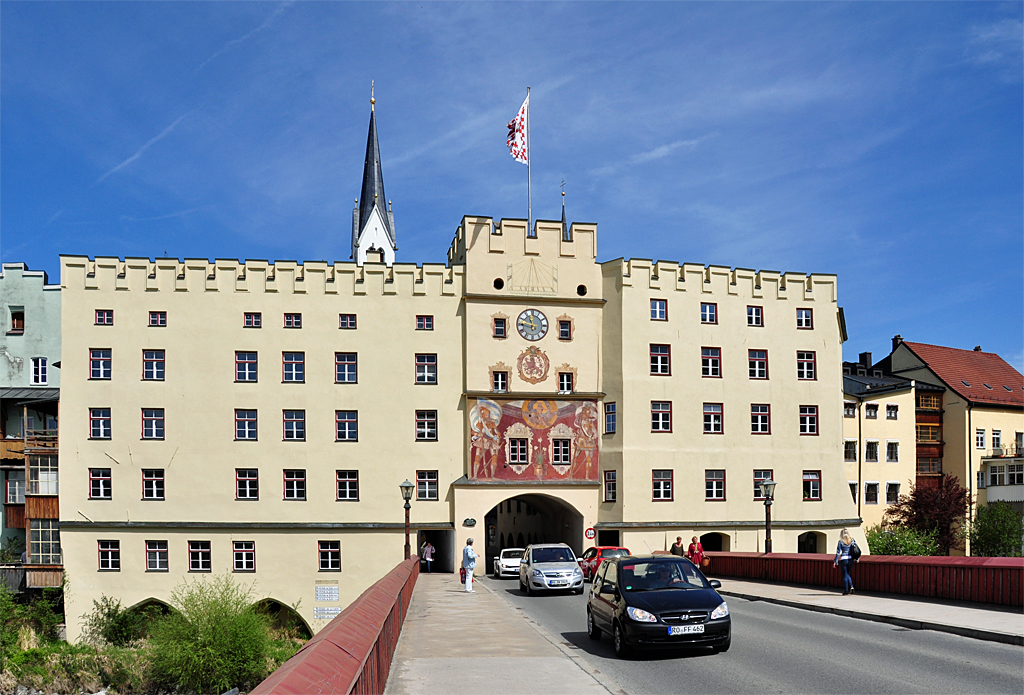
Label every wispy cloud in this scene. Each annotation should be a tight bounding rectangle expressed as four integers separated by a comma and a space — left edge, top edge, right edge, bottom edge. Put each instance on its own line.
631, 134, 718, 164
120, 206, 209, 223
196, 2, 293, 71
966, 18, 1023, 66
94, 112, 193, 185
45, 209, 63, 225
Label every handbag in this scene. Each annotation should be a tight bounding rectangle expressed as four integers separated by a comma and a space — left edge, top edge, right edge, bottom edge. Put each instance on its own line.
701, 557, 710, 568
849, 541, 861, 561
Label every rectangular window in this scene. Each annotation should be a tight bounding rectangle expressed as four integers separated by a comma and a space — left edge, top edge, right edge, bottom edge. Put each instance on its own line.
336, 470, 359, 501
149, 311, 167, 327
29, 456, 58, 495
558, 320, 572, 341
236, 469, 258, 499
552, 439, 571, 464
509, 438, 528, 464
797, 351, 816, 380
416, 410, 438, 441
700, 303, 717, 324
751, 404, 770, 434
701, 347, 721, 377
98, 540, 120, 570
283, 352, 305, 382
886, 404, 898, 420
143, 350, 165, 380
416, 315, 434, 330
976, 429, 985, 449
9, 308, 24, 333
417, 470, 438, 500
233, 541, 255, 571
917, 394, 941, 409
990, 465, 1005, 486
748, 350, 768, 379
142, 409, 165, 439
236, 352, 258, 382
865, 483, 879, 504
29, 519, 60, 565
493, 317, 507, 338
844, 402, 856, 418
339, 313, 357, 329
604, 470, 617, 502
416, 354, 437, 384
803, 471, 821, 500
284, 313, 301, 328
992, 430, 1002, 449
885, 483, 900, 505
799, 406, 818, 435
865, 441, 879, 463
90, 349, 112, 379
146, 540, 168, 571
558, 372, 573, 394
319, 541, 341, 571
492, 370, 508, 393
916, 425, 941, 443
244, 312, 262, 328
1007, 463, 1023, 485
849, 482, 858, 503
705, 470, 725, 500
650, 344, 671, 375
844, 440, 857, 462
865, 403, 878, 419
886, 441, 899, 463
336, 411, 358, 441
604, 403, 617, 434
703, 403, 723, 434
917, 457, 941, 474
650, 299, 667, 320
142, 469, 164, 500
651, 401, 672, 432
95, 309, 113, 325
754, 470, 773, 499
90, 408, 111, 439
283, 410, 305, 440
284, 470, 306, 500
796, 308, 813, 329
30, 357, 47, 385
652, 470, 673, 501
89, 468, 112, 500
6, 470, 25, 504
747, 305, 763, 327
189, 541, 211, 571
235, 409, 257, 440
335, 352, 357, 383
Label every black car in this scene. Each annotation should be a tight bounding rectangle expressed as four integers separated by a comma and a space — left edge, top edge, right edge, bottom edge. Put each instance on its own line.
586, 554, 731, 657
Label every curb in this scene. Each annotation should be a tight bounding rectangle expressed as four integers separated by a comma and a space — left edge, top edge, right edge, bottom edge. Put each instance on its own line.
718, 589, 1024, 647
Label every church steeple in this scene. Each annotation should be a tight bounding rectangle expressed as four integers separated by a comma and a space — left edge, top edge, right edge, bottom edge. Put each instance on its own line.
352, 81, 397, 266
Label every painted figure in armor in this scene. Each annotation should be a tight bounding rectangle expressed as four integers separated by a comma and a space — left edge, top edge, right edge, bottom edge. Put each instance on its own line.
470, 399, 502, 478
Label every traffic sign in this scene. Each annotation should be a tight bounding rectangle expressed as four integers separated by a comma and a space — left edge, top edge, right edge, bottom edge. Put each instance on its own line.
585, 527, 596, 540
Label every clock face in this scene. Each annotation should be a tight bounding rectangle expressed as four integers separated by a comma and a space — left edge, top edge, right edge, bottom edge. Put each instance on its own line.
517, 309, 548, 341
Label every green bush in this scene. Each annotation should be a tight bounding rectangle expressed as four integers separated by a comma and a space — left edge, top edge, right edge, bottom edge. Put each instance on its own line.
82, 596, 164, 647
1, 583, 17, 664
970, 502, 1024, 557
865, 524, 940, 556
149, 574, 270, 693
0, 536, 25, 564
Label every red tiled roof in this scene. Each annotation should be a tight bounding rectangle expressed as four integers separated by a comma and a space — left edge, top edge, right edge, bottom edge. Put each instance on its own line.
903, 342, 1024, 407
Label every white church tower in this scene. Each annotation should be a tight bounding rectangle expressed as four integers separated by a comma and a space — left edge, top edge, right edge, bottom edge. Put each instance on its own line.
352, 86, 397, 266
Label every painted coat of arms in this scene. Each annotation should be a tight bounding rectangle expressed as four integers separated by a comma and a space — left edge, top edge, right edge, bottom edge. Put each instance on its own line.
517, 346, 549, 384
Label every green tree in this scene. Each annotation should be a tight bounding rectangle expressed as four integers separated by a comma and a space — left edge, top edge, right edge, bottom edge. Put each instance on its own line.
969, 501, 1024, 557
865, 524, 939, 556
883, 475, 970, 555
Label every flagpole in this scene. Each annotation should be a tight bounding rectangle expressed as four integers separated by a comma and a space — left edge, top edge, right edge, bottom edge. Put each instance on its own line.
527, 86, 532, 236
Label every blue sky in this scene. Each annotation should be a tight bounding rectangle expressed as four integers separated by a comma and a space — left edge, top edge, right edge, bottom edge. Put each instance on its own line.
1, 2, 1021, 367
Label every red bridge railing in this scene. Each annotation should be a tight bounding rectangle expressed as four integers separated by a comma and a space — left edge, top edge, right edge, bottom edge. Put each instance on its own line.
252, 557, 419, 695
705, 552, 1023, 606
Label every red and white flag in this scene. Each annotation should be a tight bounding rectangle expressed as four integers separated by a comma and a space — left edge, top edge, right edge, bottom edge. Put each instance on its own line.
506, 93, 529, 164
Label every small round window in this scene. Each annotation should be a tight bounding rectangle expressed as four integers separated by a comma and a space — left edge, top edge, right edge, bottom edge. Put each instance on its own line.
493, 278, 505, 290
577, 284, 587, 296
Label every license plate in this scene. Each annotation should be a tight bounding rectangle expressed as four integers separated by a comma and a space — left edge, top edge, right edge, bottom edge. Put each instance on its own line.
668, 625, 705, 635
550, 580, 568, 586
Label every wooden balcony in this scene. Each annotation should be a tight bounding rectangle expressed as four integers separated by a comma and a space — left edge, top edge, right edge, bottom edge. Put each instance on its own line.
0, 439, 25, 462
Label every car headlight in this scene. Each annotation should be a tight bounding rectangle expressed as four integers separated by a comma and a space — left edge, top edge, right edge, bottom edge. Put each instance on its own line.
626, 607, 657, 623
573, 567, 582, 575
533, 569, 544, 578
710, 601, 729, 620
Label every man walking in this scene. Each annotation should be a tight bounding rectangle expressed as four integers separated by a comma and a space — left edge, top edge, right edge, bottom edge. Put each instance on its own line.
670, 536, 685, 556
462, 538, 478, 592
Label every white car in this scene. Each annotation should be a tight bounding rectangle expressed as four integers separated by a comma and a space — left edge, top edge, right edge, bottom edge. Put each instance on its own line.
493, 548, 525, 578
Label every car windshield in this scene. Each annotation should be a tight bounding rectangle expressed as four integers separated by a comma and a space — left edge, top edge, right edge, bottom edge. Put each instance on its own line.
619, 561, 707, 591
502, 550, 524, 559
532, 547, 575, 563
603, 549, 630, 557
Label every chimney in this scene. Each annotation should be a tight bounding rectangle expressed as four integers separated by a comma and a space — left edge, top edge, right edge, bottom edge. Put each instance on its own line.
892, 334, 903, 352
859, 352, 872, 368
974, 345, 982, 352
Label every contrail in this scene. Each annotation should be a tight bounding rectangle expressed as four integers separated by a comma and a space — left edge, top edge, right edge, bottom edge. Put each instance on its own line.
94, 112, 192, 185
196, 1, 293, 71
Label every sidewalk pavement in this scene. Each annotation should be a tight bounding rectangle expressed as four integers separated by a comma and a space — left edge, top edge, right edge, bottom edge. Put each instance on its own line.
385, 572, 622, 695
715, 577, 1024, 646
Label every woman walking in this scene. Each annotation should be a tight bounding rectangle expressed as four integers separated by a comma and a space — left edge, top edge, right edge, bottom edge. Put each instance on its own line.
834, 528, 859, 595
687, 536, 705, 567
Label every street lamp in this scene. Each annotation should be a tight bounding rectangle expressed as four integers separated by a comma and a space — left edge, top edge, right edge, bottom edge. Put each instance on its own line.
400, 479, 415, 560
759, 478, 777, 554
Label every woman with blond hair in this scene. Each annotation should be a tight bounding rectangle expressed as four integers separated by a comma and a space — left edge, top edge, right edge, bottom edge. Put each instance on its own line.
833, 528, 859, 595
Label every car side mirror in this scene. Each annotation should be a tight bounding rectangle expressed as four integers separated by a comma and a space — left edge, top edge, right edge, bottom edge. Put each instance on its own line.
600, 584, 617, 595
709, 579, 721, 589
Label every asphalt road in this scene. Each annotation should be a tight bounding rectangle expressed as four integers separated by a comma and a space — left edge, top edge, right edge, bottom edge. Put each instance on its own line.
477, 574, 1024, 695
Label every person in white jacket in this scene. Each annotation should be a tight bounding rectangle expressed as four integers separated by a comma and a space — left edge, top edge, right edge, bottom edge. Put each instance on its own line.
462, 538, 478, 592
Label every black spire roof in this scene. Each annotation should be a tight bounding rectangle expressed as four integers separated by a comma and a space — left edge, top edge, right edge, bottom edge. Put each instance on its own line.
357, 109, 394, 247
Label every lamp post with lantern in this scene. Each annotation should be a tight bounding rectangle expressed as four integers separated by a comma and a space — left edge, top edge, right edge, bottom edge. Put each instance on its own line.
759, 478, 777, 554
399, 479, 415, 560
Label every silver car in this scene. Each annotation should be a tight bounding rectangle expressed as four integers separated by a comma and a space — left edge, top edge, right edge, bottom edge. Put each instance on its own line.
519, 543, 585, 595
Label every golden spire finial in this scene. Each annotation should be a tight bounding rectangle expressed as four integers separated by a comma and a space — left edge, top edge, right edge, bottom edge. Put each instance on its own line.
371, 80, 375, 111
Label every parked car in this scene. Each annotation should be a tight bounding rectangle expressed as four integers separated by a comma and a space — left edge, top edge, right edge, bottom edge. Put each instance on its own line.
519, 543, 585, 595
586, 554, 731, 657
493, 548, 525, 578
577, 546, 631, 580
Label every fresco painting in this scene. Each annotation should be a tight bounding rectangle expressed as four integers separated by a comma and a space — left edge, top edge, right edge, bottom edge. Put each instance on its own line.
469, 398, 600, 481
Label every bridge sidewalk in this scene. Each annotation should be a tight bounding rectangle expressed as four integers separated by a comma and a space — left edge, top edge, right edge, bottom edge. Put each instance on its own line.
385, 573, 619, 695
715, 577, 1024, 646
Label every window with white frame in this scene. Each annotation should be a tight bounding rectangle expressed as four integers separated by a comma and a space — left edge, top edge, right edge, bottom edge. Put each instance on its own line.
336, 411, 358, 441
799, 406, 818, 435
98, 540, 120, 570
90, 349, 112, 379
29, 456, 58, 495
886, 404, 898, 420
604, 470, 617, 502
604, 403, 617, 434
849, 482, 858, 503
236, 469, 258, 499
989, 465, 1005, 487
319, 541, 341, 570
705, 469, 725, 500
90, 408, 111, 439
142, 409, 164, 439
89, 469, 112, 500
865, 482, 879, 504
244, 312, 261, 328
284, 469, 306, 500
284, 313, 301, 328
493, 370, 508, 392
865, 403, 878, 419
6, 470, 25, 504
886, 441, 899, 463
802, 470, 821, 500
650, 299, 667, 320
508, 438, 528, 464
336, 353, 357, 383
416, 354, 437, 384
797, 351, 816, 380
700, 303, 717, 324
417, 470, 438, 500
558, 320, 572, 340
283, 353, 304, 382
143, 469, 164, 500
751, 404, 770, 434
235, 352, 257, 382
233, 541, 255, 571
283, 410, 305, 440
337, 470, 359, 500
976, 429, 985, 449
703, 403, 723, 434
652, 469, 673, 500
493, 317, 507, 338
748, 350, 767, 379
651, 401, 672, 432
650, 344, 670, 375
844, 440, 857, 462
844, 401, 856, 418
865, 441, 879, 462
189, 541, 211, 571
701, 347, 721, 377
992, 430, 1002, 449
235, 409, 257, 440
30, 357, 47, 385
558, 372, 573, 394
1008, 463, 1023, 485
885, 482, 900, 504
29, 520, 60, 564
796, 308, 813, 328
747, 305, 763, 327
143, 350, 165, 380
95, 309, 113, 325
416, 410, 437, 440
754, 470, 773, 499
146, 540, 169, 571
149, 311, 167, 327
552, 439, 571, 464
416, 315, 433, 331
339, 313, 357, 329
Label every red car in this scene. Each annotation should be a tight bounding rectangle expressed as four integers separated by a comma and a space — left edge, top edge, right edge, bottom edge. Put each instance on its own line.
577, 546, 631, 580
